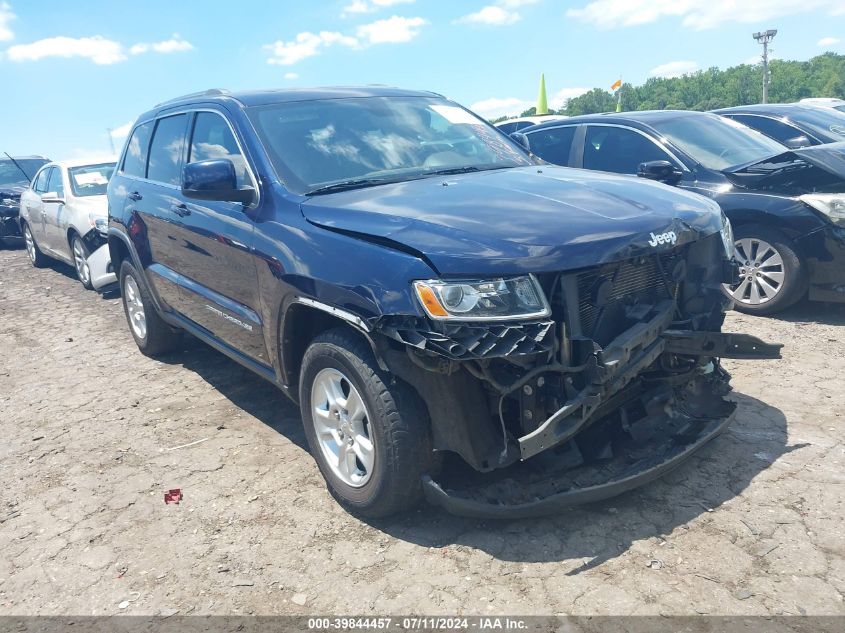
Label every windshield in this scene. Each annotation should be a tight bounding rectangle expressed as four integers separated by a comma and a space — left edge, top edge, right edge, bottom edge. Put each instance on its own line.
0, 158, 48, 187
247, 96, 532, 194
68, 163, 115, 197
651, 114, 786, 170
783, 106, 845, 142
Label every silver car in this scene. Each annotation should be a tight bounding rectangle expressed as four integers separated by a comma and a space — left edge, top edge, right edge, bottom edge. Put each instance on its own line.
19, 160, 117, 290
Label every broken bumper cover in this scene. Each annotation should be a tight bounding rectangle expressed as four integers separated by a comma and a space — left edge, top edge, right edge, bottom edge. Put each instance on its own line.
423, 404, 736, 519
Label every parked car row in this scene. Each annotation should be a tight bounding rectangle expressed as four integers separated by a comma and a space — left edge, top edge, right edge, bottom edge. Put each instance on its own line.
513, 106, 845, 315
16, 87, 845, 521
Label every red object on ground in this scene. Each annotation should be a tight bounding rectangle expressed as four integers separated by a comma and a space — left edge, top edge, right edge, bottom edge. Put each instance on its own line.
164, 489, 182, 504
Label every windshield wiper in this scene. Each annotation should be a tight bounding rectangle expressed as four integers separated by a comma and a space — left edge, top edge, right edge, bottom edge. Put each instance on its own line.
305, 178, 404, 196
423, 165, 512, 176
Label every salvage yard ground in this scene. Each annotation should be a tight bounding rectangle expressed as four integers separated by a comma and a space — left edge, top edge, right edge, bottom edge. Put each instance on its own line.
0, 246, 843, 617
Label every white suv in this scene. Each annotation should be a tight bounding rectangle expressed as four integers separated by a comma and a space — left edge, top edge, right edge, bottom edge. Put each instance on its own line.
19, 160, 117, 290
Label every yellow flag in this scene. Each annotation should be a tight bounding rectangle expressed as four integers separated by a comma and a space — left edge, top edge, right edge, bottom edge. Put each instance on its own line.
610, 79, 622, 91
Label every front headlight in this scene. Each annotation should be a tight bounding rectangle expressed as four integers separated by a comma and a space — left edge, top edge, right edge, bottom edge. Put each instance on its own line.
89, 214, 108, 234
720, 212, 735, 258
800, 193, 845, 227
413, 275, 551, 321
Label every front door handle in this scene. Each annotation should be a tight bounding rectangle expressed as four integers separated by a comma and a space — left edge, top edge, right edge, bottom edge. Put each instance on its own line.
128, 191, 142, 201
171, 204, 191, 218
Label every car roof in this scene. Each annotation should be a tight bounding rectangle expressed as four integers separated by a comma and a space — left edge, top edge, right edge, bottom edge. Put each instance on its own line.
713, 103, 824, 116
50, 158, 117, 169
138, 86, 444, 121
495, 115, 567, 126
1, 155, 49, 161
522, 109, 714, 132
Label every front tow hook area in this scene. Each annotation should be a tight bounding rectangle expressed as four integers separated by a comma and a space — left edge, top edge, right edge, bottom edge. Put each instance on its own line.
661, 330, 783, 360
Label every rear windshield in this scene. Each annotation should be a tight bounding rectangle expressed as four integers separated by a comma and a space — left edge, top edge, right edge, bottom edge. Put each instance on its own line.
247, 96, 531, 194
0, 159, 48, 187
651, 114, 786, 170
68, 163, 116, 197
780, 106, 845, 142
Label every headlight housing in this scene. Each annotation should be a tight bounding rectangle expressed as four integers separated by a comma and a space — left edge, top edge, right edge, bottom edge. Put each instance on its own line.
800, 193, 845, 227
413, 275, 551, 321
89, 214, 108, 234
720, 212, 735, 258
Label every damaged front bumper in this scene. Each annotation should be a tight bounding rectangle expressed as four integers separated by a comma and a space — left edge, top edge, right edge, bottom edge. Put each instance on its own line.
373, 233, 782, 517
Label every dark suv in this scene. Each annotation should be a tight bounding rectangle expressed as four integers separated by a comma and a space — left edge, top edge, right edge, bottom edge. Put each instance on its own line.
108, 87, 779, 518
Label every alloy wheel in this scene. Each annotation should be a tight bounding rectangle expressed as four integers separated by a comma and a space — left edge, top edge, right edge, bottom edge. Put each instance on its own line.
727, 237, 785, 306
72, 238, 91, 286
124, 275, 147, 339
310, 367, 374, 487
24, 226, 36, 264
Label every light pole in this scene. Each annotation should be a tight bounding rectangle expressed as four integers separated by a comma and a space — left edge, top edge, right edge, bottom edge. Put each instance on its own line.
753, 29, 777, 104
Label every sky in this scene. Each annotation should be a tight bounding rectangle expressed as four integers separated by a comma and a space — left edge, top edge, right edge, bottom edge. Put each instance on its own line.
1, 0, 844, 160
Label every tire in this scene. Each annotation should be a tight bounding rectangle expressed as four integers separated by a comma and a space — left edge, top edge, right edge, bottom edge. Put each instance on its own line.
22, 222, 48, 268
70, 233, 94, 290
299, 328, 433, 517
119, 259, 181, 357
724, 225, 806, 315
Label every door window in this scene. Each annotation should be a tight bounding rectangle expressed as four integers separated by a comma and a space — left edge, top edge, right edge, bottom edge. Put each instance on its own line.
46, 167, 65, 197
188, 112, 250, 188
525, 126, 577, 166
147, 115, 188, 185
122, 121, 154, 178
727, 115, 814, 146
32, 167, 50, 193
584, 126, 675, 174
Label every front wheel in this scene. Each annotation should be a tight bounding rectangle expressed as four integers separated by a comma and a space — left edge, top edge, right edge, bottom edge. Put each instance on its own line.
71, 234, 93, 289
723, 226, 805, 315
22, 222, 48, 268
299, 328, 433, 517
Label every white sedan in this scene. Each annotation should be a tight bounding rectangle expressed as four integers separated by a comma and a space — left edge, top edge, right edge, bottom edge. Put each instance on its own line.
19, 159, 117, 290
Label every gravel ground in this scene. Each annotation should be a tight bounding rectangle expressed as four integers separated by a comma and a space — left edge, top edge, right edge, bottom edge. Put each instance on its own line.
0, 245, 843, 618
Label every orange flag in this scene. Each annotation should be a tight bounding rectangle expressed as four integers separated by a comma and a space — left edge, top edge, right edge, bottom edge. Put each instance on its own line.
610, 79, 622, 91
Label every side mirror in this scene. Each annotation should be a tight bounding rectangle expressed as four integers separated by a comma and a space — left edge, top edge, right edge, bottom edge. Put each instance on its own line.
182, 159, 255, 205
637, 160, 683, 186
509, 132, 530, 151
41, 192, 65, 204
783, 135, 811, 149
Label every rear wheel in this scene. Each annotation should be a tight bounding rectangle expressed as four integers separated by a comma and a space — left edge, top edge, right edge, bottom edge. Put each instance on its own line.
299, 328, 433, 517
724, 225, 805, 315
119, 260, 181, 356
71, 234, 93, 289
22, 222, 48, 268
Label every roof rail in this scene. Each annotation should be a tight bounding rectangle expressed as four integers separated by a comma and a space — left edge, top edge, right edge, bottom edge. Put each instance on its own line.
155, 88, 230, 107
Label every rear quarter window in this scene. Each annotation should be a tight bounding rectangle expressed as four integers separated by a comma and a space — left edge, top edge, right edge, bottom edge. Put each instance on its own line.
122, 122, 154, 178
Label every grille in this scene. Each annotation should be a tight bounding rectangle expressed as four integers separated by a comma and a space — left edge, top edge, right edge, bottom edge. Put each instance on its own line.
575, 251, 683, 344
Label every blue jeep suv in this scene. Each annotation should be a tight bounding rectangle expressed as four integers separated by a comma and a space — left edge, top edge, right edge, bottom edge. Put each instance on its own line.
107, 87, 780, 518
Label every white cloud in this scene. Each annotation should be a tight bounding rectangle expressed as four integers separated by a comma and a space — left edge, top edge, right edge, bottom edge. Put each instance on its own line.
550, 87, 589, 109
356, 15, 427, 44
567, 0, 845, 30
0, 2, 15, 42
470, 97, 534, 118
457, 0, 539, 26
6, 35, 126, 65
264, 31, 359, 65
342, 0, 415, 15
265, 15, 425, 66
818, 36, 841, 47
130, 35, 194, 55
284, 72, 299, 79
109, 122, 133, 140
649, 60, 700, 78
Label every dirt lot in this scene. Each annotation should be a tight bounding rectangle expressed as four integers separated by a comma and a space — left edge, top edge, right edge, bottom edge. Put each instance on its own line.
0, 245, 843, 618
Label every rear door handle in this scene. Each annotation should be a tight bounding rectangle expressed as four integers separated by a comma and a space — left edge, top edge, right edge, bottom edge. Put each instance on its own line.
128, 191, 142, 201
171, 204, 191, 218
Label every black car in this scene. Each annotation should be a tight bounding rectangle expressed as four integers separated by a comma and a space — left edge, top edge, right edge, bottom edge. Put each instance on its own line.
714, 103, 845, 148
516, 110, 845, 314
107, 87, 778, 518
0, 155, 50, 247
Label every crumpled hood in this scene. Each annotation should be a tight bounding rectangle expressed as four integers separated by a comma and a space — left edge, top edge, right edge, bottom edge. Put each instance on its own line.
301, 166, 724, 275
725, 141, 845, 192
0, 183, 26, 200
